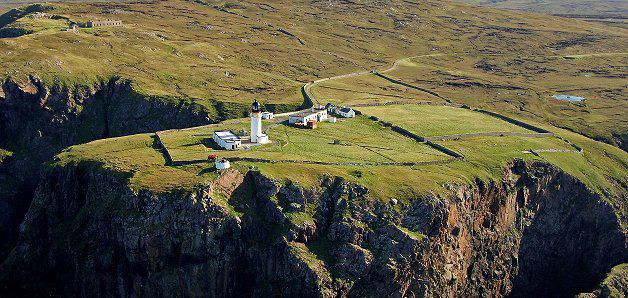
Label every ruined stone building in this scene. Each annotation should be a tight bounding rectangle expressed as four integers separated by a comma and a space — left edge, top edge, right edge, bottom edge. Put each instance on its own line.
86, 19, 122, 28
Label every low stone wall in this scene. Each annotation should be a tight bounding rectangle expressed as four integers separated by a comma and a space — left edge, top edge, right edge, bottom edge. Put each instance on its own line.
472, 109, 551, 134
425, 131, 554, 142
372, 71, 451, 103
525, 149, 583, 154
554, 135, 585, 153
228, 156, 456, 167
355, 110, 465, 159
353, 101, 464, 108
154, 132, 174, 165
425, 141, 465, 159
370, 71, 557, 138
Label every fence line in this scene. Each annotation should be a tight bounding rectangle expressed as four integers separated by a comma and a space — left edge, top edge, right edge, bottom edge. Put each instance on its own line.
354, 109, 466, 159
228, 156, 458, 167
471, 109, 551, 134
372, 70, 451, 103
424, 131, 554, 142
352, 100, 464, 108
524, 149, 583, 155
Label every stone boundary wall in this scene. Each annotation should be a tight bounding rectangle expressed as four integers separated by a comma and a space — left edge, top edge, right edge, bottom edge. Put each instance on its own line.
228, 156, 457, 167
525, 149, 584, 154
154, 132, 174, 165
554, 135, 585, 153
372, 71, 451, 103
425, 131, 554, 142
424, 141, 465, 159
354, 109, 465, 159
370, 69, 557, 138
472, 109, 551, 134
352, 101, 464, 108
156, 55, 582, 169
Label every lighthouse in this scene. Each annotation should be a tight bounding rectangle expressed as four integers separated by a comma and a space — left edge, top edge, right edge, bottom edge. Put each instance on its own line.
250, 99, 263, 143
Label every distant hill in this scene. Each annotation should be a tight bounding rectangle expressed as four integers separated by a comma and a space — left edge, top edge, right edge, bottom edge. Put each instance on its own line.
461, 0, 628, 27
0, 1, 131, 13
462, 0, 627, 15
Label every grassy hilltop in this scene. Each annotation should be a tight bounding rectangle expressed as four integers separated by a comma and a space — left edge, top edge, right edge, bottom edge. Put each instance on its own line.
462, 0, 628, 15
1, 2, 627, 293
1, 0, 625, 147
0, 0, 626, 200
461, 0, 628, 28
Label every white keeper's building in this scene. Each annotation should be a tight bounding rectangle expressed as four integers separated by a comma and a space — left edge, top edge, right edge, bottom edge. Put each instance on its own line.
337, 107, 355, 118
289, 107, 328, 124
213, 130, 241, 150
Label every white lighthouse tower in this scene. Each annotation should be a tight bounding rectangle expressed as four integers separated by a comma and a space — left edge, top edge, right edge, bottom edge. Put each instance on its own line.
250, 99, 265, 143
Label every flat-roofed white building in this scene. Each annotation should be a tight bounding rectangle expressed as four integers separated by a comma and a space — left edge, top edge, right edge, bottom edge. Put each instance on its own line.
289, 108, 328, 124
213, 130, 241, 150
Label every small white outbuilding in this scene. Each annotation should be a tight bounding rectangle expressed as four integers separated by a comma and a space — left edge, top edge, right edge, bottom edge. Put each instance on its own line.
215, 159, 230, 170
213, 130, 241, 150
337, 107, 355, 118
261, 111, 274, 119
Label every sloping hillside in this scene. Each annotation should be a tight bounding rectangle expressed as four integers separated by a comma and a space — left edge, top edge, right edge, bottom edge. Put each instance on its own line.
0, 0, 626, 296
462, 0, 628, 15
462, 0, 628, 28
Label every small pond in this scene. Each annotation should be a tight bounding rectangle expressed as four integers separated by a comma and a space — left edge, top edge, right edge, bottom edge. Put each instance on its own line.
552, 94, 585, 102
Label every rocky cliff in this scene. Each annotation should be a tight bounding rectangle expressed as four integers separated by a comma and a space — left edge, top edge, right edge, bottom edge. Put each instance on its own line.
0, 159, 625, 297
0, 76, 211, 262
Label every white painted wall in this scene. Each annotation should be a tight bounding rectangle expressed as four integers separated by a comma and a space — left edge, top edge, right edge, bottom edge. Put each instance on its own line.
215, 160, 230, 170
251, 111, 262, 143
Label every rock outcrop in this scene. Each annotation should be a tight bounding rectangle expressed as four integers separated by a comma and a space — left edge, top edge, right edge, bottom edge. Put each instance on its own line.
577, 263, 628, 298
0, 160, 625, 296
0, 76, 211, 262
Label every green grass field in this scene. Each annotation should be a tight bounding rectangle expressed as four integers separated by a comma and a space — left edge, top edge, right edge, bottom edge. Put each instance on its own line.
55, 133, 220, 193
1, 0, 625, 131
8, 0, 623, 215
358, 104, 533, 137
310, 73, 443, 106
381, 53, 628, 149
159, 115, 449, 164
55, 105, 628, 210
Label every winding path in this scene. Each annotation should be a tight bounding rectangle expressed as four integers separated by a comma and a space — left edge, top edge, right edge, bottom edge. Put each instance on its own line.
160, 52, 596, 166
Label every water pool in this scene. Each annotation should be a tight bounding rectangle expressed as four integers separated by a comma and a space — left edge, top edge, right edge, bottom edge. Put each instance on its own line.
553, 94, 585, 102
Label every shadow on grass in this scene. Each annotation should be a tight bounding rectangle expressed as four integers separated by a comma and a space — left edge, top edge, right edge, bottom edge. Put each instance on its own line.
201, 138, 224, 150
197, 167, 214, 176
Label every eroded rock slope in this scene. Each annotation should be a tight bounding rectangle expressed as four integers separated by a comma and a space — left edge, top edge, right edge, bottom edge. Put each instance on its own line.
0, 76, 211, 262
0, 160, 625, 297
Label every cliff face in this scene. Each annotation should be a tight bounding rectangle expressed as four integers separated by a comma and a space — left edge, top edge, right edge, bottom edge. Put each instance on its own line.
1, 160, 625, 297
0, 76, 210, 166
0, 76, 211, 262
